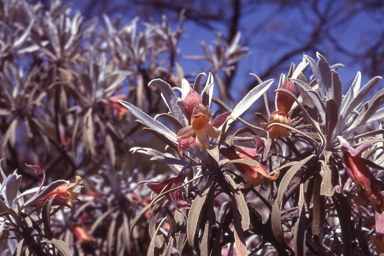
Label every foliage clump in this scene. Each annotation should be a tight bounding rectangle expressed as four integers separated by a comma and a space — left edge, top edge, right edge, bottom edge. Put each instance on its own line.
1, 0, 384, 255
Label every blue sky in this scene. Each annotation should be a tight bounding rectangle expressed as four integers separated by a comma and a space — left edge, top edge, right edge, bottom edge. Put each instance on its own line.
71, 1, 384, 105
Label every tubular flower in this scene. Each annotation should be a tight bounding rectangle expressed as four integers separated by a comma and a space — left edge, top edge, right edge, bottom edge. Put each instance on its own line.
221, 138, 278, 189
371, 211, 384, 253
184, 90, 202, 120
103, 94, 129, 120
338, 136, 384, 212
32, 176, 82, 206
261, 110, 291, 139
146, 169, 189, 209
177, 104, 221, 152
261, 80, 295, 139
73, 225, 93, 244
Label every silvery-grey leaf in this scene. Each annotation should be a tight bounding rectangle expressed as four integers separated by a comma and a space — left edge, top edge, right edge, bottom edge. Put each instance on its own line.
0, 199, 7, 213
341, 72, 361, 115
338, 75, 382, 135
0, 159, 6, 181
330, 63, 345, 71
150, 156, 191, 166
345, 76, 382, 117
14, 18, 36, 48
4, 173, 22, 208
292, 57, 308, 80
149, 79, 188, 127
292, 78, 325, 122
118, 100, 177, 144
306, 53, 333, 100
287, 63, 295, 78
275, 74, 286, 109
181, 78, 191, 97
332, 71, 343, 112
193, 73, 207, 94
105, 71, 130, 94
229, 78, 273, 125
201, 73, 214, 107
367, 108, 384, 124
344, 89, 384, 135
154, 113, 184, 132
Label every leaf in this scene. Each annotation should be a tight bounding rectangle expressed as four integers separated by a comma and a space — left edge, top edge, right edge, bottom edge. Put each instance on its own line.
332, 71, 343, 110
325, 99, 338, 149
312, 172, 326, 244
193, 72, 206, 94
122, 213, 131, 253
147, 217, 167, 256
105, 134, 116, 167
333, 193, 353, 255
225, 175, 250, 230
83, 108, 96, 156
118, 100, 177, 144
107, 212, 118, 256
90, 206, 119, 235
4, 173, 22, 208
14, 238, 24, 256
229, 77, 273, 125
271, 155, 315, 248
2, 119, 18, 149
41, 238, 73, 256
130, 202, 152, 233
22, 180, 68, 208
292, 78, 325, 122
201, 193, 215, 256
154, 113, 184, 132
149, 79, 188, 127
187, 184, 211, 247
42, 195, 57, 239
320, 151, 335, 197
305, 53, 333, 100
294, 184, 306, 256
232, 205, 248, 256
201, 73, 214, 107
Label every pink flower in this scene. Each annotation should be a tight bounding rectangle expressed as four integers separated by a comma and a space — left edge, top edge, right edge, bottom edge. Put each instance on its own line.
261, 80, 295, 139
